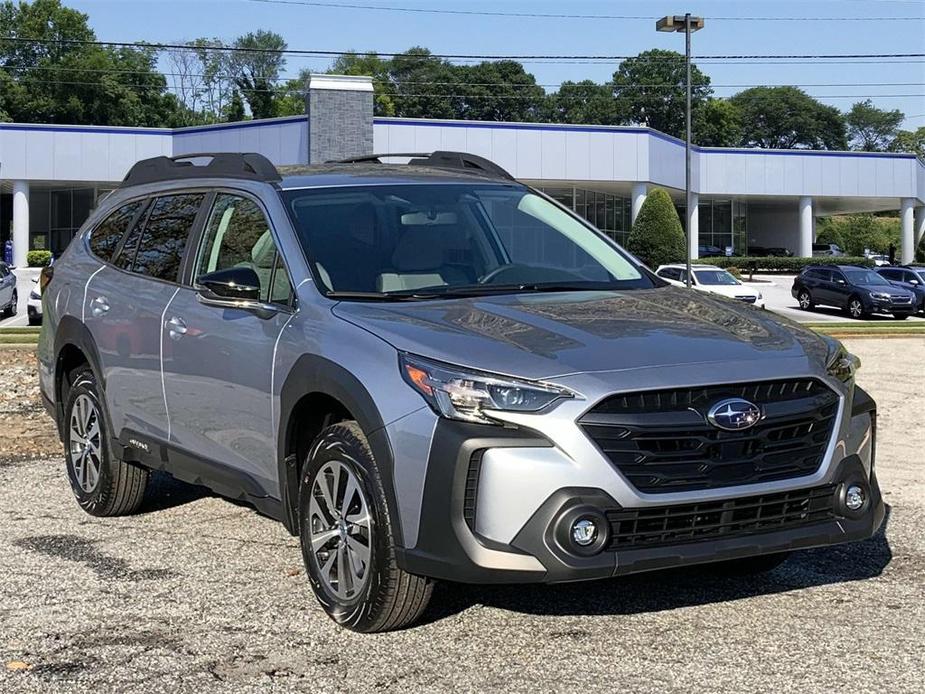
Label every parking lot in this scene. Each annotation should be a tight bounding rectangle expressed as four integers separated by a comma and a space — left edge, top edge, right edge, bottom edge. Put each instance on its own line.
0, 269, 39, 329
1, 337, 923, 693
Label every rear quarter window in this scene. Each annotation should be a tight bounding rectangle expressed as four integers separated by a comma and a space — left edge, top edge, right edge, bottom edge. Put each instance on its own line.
89, 201, 145, 263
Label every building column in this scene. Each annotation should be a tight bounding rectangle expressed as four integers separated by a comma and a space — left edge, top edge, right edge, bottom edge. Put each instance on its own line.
687, 192, 699, 260
900, 198, 915, 264
12, 181, 29, 268
914, 205, 925, 251
306, 74, 374, 164
798, 196, 813, 258
630, 183, 647, 225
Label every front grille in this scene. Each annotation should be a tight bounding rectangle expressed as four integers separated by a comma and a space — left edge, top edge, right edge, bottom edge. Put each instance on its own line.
890, 295, 912, 304
606, 484, 837, 550
580, 379, 839, 493
735, 295, 757, 304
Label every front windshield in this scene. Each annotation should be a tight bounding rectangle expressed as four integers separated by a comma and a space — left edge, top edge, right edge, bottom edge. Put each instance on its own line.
282, 184, 655, 298
844, 269, 889, 286
693, 269, 739, 286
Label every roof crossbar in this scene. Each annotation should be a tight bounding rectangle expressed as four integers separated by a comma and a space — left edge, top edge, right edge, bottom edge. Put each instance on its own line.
121, 152, 282, 187
332, 150, 515, 181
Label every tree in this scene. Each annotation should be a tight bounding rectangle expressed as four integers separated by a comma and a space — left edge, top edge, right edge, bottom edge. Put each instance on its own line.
626, 187, 686, 268
694, 99, 742, 147
388, 47, 460, 120
453, 60, 545, 122
224, 90, 246, 122
329, 52, 395, 115
816, 214, 900, 256
610, 49, 712, 138
543, 80, 617, 125
889, 127, 925, 159
846, 99, 904, 151
229, 30, 286, 119
731, 86, 847, 150
0, 0, 185, 126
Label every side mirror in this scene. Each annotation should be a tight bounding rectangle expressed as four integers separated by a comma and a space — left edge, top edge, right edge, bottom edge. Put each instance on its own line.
196, 267, 261, 302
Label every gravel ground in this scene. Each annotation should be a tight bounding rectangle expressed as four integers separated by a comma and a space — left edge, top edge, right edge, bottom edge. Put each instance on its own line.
1, 340, 923, 693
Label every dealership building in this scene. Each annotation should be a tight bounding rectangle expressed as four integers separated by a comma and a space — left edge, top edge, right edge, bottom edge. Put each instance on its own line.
1, 74, 924, 267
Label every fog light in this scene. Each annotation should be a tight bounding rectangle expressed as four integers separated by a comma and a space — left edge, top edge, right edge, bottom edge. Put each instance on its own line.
571, 518, 599, 547
845, 485, 866, 511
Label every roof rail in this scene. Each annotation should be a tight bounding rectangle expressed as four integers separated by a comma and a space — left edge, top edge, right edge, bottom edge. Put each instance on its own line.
332, 150, 515, 181
121, 152, 282, 187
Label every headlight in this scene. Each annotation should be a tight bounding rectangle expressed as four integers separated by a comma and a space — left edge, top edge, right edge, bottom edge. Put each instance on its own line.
29, 290, 41, 300
757, 291, 763, 300
870, 292, 891, 300
825, 339, 860, 383
400, 353, 574, 424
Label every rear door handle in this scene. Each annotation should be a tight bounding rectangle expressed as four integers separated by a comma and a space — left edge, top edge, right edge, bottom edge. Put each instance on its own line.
90, 296, 110, 317
166, 315, 188, 340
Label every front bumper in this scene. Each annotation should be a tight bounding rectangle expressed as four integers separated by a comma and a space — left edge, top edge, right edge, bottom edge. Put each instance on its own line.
396, 386, 883, 584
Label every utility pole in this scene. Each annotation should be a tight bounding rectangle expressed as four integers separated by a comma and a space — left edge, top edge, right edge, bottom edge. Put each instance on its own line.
657, 14, 704, 289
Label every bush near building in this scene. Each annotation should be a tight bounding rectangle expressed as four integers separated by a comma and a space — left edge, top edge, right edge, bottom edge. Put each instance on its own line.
27, 251, 53, 267
626, 187, 686, 268
815, 214, 901, 256
710, 256, 874, 273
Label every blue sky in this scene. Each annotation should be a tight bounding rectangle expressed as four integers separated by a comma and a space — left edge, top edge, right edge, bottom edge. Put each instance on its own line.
68, 0, 925, 128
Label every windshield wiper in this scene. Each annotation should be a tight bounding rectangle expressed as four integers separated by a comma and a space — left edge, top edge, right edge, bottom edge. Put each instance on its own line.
324, 291, 427, 302
387, 283, 623, 298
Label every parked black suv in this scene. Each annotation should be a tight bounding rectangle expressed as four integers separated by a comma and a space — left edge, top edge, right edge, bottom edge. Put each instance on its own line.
792, 265, 917, 319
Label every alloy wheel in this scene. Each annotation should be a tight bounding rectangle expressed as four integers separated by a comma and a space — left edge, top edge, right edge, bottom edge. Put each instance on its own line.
849, 299, 863, 319
308, 460, 372, 601
798, 291, 811, 310
69, 394, 102, 493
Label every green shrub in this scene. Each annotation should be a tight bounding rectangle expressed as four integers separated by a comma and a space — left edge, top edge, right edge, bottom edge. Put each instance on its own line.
815, 214, 900, 256
27, 250, 52, 267
626, 187, 686, 268
709, 256, 874, 273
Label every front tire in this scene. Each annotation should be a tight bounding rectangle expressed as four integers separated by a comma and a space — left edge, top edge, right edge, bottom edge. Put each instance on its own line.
1, 291, 15, 318
797, 290, 814, 311
298, 421, 432, 632
846, 296, 868, 320
63, 366, 149, 516
893, 313, 910, 320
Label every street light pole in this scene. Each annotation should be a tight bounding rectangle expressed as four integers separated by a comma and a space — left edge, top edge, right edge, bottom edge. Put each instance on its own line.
657, 13, 704, 289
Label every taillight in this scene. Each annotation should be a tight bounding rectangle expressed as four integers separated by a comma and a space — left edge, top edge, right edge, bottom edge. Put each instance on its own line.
39, 265, 54, 292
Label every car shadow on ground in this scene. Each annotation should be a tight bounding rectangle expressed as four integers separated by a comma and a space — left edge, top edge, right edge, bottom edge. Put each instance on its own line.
138, 471, 212, 513
800, 306, 921, 321
421, 506, 893, 624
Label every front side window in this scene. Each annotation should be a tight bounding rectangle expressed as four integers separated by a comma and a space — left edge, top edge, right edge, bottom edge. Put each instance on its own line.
90, 200, 144, 263
282, 184, 653, 299
196, 194, 292, 305
131, 194, 204, 281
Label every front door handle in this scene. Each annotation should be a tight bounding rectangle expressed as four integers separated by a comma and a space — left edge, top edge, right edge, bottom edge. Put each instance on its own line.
90, 296, 110, 317
166, 315, 188, 341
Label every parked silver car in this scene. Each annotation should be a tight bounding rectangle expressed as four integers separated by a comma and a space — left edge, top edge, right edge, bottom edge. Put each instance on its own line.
0, 261, 17, 318
39, 152, 884, 632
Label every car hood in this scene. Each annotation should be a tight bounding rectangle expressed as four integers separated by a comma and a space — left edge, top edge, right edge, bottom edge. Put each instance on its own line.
860, 284, 911, 296
332, 286, 829, 380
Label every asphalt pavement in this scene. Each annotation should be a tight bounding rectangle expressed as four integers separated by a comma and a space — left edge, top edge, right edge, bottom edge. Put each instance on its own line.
1, 338, 923, 693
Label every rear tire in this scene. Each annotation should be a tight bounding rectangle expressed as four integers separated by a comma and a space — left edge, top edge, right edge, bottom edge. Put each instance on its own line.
1, 291, 15, 318
708, 552, 791, 576
893, 313, 909, 320
298, 421, 433, 632
63, 366, 149, 517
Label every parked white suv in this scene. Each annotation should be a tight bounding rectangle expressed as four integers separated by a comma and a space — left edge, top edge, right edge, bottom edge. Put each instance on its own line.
656, 264, 764, 307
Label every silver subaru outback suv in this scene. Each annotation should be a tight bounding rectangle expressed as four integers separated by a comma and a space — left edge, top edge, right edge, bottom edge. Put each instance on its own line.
38, 151, 883, 632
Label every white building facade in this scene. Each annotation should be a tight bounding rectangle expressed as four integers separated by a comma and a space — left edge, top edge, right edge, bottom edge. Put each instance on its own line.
2, 75, 924, 266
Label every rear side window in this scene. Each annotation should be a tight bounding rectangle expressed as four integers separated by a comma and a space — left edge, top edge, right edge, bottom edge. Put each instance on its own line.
131, 194, 205, 282
89, 201, 144, 263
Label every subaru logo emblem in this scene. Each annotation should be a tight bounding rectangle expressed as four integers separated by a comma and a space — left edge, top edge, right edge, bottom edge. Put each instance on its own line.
707, 398, 762, 431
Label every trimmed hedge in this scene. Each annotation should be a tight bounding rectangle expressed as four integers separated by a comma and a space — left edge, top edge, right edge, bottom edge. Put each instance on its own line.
626, 187, 686, 268
708, 256, 874, 273
27, 250, 52, 267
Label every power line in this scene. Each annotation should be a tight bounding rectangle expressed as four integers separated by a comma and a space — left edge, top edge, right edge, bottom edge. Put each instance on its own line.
2, 36, 923, 62
4, 65, 922, 90
239, 0, 925, 22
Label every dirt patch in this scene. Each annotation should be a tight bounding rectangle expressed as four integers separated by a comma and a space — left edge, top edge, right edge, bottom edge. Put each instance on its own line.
0, 347, 60, 460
